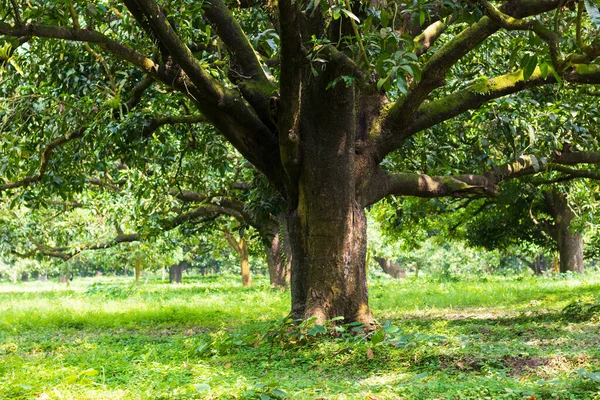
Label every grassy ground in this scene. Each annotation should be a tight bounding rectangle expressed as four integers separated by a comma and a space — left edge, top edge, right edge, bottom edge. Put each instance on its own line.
1, 273, 600, 399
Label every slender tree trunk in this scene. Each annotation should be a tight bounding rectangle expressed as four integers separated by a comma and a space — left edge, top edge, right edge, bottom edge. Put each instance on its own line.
169, 263, 184, 283
239, 238, 251, 287
552, 190, 584, 274
134, 258, 143, 283
265, 216, 291, 289
225, 230, 252, 287
522, 254, 549, 275
374, 256, 407, 278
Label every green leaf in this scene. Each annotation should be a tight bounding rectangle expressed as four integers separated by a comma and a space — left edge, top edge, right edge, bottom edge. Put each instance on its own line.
521, 54, 537, 81
539, 62, 549, 79
371, 328, 386, 345
332, 7, 341, 20
419, 10, 426, 26
341, 9, 360, 23
410, 64, 422, 82
377, 76, 390, 91
395, 74, 408, 94
399, 64, 415, 76
363, 15, 373, 31
381, 9, 390, 28
588, 372, 600, 382
80, 368, 99, 376
550, 65, 562, 85
313, 324, 326, 334
272, 389, 289, 398
584, 0, 600, 28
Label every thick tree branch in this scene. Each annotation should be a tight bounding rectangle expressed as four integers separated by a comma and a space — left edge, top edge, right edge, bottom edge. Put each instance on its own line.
0, 129, 85, 193
87, 178, 123, 193
0, 21, 157, 74
122, 0, 227, 104
376, 64, 600, 155
125, 0, 285, 192
142, 114, 206, 138
125, 75, 154, 110
276, 0, 305, 202
316, 45, 367, 84
553, 149, 600, 165
363, 147, 600, 206
223, 228, 242, 254
414, 15, 457, 57
203, 0, 274, 124
379, 0, 563, 140
17, 233, 141, 261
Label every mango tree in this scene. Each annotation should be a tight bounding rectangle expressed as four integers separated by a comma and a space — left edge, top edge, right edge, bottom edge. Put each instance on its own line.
1, 0, 600, 323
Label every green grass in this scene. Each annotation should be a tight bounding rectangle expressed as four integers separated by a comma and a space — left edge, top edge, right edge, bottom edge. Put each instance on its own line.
1, 273, 600, 399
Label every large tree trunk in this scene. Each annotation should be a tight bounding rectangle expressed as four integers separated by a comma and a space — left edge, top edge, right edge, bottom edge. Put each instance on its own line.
553, 190, 584, 274
288, 205, 372, 325
286, 65, 375, 325
264, 216, 291, 289
374, 256, 407, 278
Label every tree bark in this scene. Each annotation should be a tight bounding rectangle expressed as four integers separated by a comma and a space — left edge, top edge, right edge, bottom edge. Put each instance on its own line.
553, 190, 584, 274
224, 230, 252, 287
134, 258, 143, 282
239, 238, 251, 287
374, 256, 407, 278
264, 216, 291, 289
288, 205, 372, 325
285, 65, 376, 325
